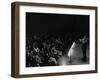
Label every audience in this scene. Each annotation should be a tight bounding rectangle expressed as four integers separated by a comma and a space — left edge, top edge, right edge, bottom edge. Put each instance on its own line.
26, 34, 79, 67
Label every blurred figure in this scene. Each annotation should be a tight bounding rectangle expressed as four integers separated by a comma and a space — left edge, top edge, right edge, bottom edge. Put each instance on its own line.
67, 39, 83, 64
33, 47, 40, 53
48, 57, 57, 66
80, 36, 88, 62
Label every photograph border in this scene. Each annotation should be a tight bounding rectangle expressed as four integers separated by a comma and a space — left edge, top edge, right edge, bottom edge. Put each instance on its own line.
11, 2, 98, 78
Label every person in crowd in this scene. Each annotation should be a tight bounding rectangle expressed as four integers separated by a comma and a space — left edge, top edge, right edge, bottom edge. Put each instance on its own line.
48, 56, 57, 66
26, 34, 89, 67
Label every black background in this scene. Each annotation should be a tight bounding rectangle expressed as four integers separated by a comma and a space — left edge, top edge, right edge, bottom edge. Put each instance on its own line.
26, 12, 89, 40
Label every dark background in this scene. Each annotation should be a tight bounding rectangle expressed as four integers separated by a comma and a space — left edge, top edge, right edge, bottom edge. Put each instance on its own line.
26, 12, 89, 41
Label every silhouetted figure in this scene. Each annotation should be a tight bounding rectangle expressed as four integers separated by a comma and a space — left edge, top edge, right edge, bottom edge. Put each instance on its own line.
81, 36, 88, 62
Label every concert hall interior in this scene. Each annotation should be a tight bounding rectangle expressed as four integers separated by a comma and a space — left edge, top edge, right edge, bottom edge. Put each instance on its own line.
26, 12, 89, 67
